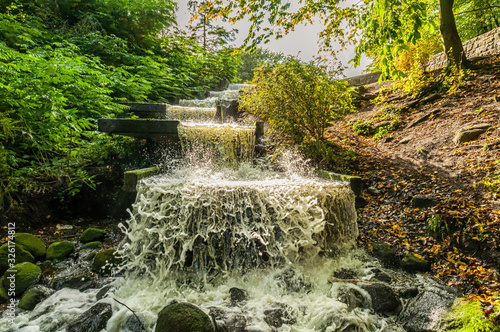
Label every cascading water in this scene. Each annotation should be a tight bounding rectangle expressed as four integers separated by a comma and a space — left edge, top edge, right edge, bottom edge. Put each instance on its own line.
165, 106, 217, 121
0, 85, 456, 332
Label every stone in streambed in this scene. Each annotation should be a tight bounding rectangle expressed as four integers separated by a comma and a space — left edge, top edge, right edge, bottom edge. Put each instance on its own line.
92, 249, 122, 275
82, 241, 103, 250
371, 242, 400, 268
0, 243, 35, 275
155, 302, 214, 332
80, 228, 106, 244
67, 302, 113, 332
18, 285, 52, 310
15, 233, 46, 261
46, 241, 75, 260
2, 262, 42, 295
359, 283, 401, 315
401, 253, 431, 273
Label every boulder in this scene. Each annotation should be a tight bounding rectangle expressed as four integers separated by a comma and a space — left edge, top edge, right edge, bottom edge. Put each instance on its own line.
80, 228, 107, 244
0, 276, 8, 303
155, 302, 214, 332
399, 284, 457, 332
18, 285, 52, 310
0, 243, 35, 275
229, 287, 248, 306
274, 268, 311, 293
92, 249, 122, 275
2, 262, 42, 295
15, 233, 46, 261
371, 242, 400, 268
50, 274, 96, 291
67, 302, 113, 332
82, 241, 103, 250
263, 302, 297, 328
46, 241, 75, 260
401, 253, 431, 273
360, 283, 401, 315
454, 123, 491, 145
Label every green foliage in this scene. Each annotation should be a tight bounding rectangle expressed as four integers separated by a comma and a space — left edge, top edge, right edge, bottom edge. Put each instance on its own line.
241, 58, 354, 144
237, 48, 287, 82
481, 160, 500, 198
454, 0, 500, 41
240, 58, 354, 168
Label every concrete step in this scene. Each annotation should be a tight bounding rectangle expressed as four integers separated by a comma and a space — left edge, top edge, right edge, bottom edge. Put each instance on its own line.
98, 118, 179, 140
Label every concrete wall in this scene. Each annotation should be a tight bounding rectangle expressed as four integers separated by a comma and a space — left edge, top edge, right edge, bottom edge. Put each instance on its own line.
426, 27, 500, 70
345, 71, 382, 86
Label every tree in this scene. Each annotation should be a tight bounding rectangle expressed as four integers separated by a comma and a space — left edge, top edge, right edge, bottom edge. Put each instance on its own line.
198, 0, 474, 77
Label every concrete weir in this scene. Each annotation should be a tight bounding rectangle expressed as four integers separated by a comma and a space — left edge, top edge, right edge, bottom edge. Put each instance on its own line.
97, 118, 180, 140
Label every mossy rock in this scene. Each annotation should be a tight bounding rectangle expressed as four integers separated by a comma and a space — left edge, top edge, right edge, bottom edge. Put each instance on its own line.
92, 249, 122, 275
371, 242, 399, 268
2, 262, 42, 296
155, 302, 214, 332
82, 241, 103, 250
0, 243, 35, 275
0, 276, 8, 303
440, 299, 499, 331
80, 228, 106, 244
46, 241, 75, 260
401, 253, 431, 273
16, 233, 46, 261
18, 286, 51, 310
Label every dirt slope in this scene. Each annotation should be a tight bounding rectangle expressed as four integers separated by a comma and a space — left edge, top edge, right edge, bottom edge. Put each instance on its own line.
329, 56, 500, 303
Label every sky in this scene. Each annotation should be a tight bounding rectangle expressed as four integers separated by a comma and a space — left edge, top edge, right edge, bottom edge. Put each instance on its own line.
175, 1, 370, 78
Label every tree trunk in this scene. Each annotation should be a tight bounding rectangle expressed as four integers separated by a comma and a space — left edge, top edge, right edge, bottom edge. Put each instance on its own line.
439, 0, 469, 70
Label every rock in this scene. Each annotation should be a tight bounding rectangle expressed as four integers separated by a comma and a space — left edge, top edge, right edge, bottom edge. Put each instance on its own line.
399, 284, 457, 332
263, 302, 297, 328
155, 302, 214, 332
50, 274, 96, 291
401, 253, 431, 273
0, 243, 35, 275
337, 284, 368, 311
274, 268, 311, 293
400, 288, 419, 299
92, 249, 122, 275
96, 285, 113, 301
454, 123, 491, 145
372, 270, 392, 283
399, 136, 412, 144
67, 302, 113, 332
367, 187, 380, 196
2, 262, 42, 296
371, 242, 400, 268
229, 287, 248, 305
411, 195, 440, 208
46, 241, 75, 260
360, 283, 401, 315
18, 285, 52, 310
355, 196, 367, 209
82, 241, 103, 250
15, 233, 46, 261
333, 268, 357, 280
80, 228, 107, 244
0, 276, 8, 303
122, 314, 144, 332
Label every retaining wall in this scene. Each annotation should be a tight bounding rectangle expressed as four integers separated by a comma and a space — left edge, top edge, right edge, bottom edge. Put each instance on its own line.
426, 27, 500, 70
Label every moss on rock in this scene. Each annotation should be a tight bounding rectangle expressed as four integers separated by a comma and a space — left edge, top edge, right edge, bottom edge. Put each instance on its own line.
15, 233, 46, 261
0, 276, 8, 303
401, 252, 431, 273
2, 262, 42, 296
46, 241, 75, 260
18, 286, 51, 310
92, 249, 121, 275
82, 241, 103, 250
80, 228, 106, 244
0, 243, 35, 275
155, 302, 214, 332
440, 299, 499, 331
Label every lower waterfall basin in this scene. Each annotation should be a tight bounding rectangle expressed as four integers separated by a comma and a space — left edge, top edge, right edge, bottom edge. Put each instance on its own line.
0, 248, 457, 332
